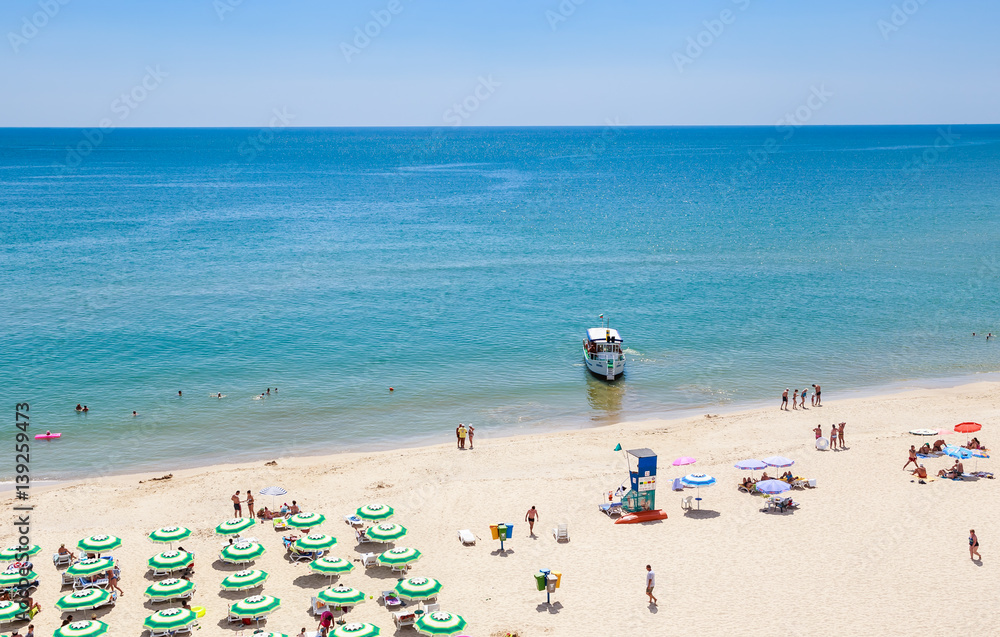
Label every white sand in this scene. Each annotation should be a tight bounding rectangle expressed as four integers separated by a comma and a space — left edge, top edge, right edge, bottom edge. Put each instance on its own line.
7, 381, 999, 636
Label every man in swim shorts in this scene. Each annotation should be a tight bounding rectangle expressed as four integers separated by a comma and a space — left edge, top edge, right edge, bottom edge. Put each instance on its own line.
781, 389, 788, 411
525, 506, 539, 536
645, 564, 657, 605
232, 491, 243, 517
812, 384, 821, 406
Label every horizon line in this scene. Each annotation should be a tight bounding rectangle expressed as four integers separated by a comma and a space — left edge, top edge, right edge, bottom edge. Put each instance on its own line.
1, 123, 998, 130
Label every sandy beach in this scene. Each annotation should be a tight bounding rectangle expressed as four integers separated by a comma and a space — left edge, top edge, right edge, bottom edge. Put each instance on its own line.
7, 380, 999, 636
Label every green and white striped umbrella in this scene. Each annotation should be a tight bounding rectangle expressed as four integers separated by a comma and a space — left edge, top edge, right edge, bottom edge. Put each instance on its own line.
333, 623, 381, 637
144, 607, 198, 631
147, 550, 193, 571
318, 585, 366, 607
230, 594, 281, 617
414, 611, 468, 636
77, 534, 122, 553
221, 540, 266, 563
54, 620, 109, 637
0, 600, 25, 622
148, 525, 192, 544
0, 544, 41, 560
309, 556, 354, 576
366, 522, 407, 543
286, 512, 326, 529
144, 577, 195, 600
356, 504, 394, 521
377, 546, 422, 567
66, 558, 112, 577
0, 569, 38, 587
220, 569, 269, 591
55, 588, 112, 612
215, 517, 255, 536
295, 533, 337, 552
395, 576, 443, 600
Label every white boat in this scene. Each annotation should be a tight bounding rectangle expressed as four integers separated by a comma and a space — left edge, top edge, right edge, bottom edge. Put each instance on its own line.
583, 326, 626, 380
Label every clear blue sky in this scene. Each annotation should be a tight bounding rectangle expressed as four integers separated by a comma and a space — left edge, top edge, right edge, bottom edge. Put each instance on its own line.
1, 0, 997, 126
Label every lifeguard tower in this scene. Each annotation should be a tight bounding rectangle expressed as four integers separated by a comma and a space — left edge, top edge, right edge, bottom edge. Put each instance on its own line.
615, 448, 668, 524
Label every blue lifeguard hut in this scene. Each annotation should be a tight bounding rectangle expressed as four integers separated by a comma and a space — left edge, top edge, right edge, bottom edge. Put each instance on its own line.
623, 448, 658, 513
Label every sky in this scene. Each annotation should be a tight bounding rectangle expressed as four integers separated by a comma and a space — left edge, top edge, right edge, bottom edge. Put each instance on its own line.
0, 0, 997, 126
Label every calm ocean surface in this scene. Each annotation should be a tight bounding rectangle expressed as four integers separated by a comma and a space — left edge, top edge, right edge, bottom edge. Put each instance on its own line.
2, 126, 999, 480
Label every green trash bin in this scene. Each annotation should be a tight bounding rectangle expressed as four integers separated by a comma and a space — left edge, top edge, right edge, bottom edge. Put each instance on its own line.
534, 573, 546, 591
498, 524, 508, 541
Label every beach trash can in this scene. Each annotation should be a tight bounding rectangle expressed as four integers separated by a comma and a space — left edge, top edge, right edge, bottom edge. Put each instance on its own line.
505, 523, 514, 536
546, 574, 557, 593
498, 525, 508, 541
534, 573, 546, 591
490, 525, 499, 540
551, 571, 562, 588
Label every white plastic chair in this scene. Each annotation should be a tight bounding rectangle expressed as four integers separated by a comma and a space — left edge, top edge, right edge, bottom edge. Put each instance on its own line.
552, 523, 569, 542
360, 553, 378, 568
681, 496, 693, 510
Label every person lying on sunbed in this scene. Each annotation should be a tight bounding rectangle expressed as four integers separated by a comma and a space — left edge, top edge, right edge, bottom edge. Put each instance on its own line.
282, 535, 299, 550
741, 477, 756, 489
917, 443, 932, 455
938, 461, 964, 479
911, 465, 928, 478
760, 472, 771, 481
965, 438, 986, 451
780, 471, 794, 481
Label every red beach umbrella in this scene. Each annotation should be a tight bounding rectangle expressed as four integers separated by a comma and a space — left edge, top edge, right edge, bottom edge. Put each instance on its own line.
955, 422, 982, 434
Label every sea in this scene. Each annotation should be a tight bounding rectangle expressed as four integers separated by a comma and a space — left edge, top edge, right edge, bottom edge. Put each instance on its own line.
2, 125, 999, 481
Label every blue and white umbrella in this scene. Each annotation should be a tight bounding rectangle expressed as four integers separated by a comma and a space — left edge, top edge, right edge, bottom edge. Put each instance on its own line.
734, 459, 767, 479
944, 446, 974, 460
259, 486, 288, 509
762, 456, 795, 471
756, 479, 791, 495
680, 473, 716, 509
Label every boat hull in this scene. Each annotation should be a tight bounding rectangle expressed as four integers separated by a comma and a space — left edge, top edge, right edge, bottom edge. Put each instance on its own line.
584, 356, 625, 380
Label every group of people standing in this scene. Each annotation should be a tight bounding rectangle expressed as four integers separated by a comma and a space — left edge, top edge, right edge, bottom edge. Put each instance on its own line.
814, 422, 846, 449
781, 384, 821, 410
230, 490, 299, 519
455, 423, 474, 449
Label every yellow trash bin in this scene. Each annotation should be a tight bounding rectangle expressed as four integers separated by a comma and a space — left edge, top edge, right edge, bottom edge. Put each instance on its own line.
551, 571, 562, 589
489, 525, 499, 540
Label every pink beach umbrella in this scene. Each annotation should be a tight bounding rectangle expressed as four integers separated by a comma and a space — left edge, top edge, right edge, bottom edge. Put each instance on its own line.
672, 457, 696, 467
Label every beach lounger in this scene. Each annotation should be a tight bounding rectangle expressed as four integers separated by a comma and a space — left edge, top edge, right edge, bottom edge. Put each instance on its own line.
390, 564, 409, 574
74, 576, 107, 590
393, 611, 417, 628
310, 596, 327, 616
344, 515, 364, 528
421, 602, 440, 613
53, 553, 72, 567
599, 502, 623, 517
290, 549, 322, 563
457, 529, 476, 545
360, 552, 378, 569
355, 529, 376, 545
552, 523, 569, 542
272, 517, 289, 531
381, 590, 402, 609
672, 477, 684, 491
61, 572, 76, 588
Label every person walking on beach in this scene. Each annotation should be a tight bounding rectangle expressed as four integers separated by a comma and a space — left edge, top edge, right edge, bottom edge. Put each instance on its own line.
781, 389, 788, 411
800, 387, 808, 408
792, 390, 799, 410
838, 422, 846, 448
812, 384, 821, 406
232, 491, 243, 517
645, 564, 657, 605
246, 490, 255, 519
970, 529, 982, 561
525, 506, 539, 536
467, 425, 475, 450
904, 445, 918, 470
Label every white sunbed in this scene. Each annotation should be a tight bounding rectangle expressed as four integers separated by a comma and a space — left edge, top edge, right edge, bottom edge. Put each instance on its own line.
457, 529, 476, 545
552, 523, 569, 542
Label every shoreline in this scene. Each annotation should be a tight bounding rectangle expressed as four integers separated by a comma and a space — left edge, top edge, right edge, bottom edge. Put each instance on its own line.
6, 369, 999, 486
6, 370, 998, 493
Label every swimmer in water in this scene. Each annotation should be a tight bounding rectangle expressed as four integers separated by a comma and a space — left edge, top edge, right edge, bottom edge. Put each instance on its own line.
266, 388, 270, 395
82, 405, 89, 413
178, 390, 182, 397
76, 404, 83, 412
132, 411, 137, 416
218, 393, 223, 398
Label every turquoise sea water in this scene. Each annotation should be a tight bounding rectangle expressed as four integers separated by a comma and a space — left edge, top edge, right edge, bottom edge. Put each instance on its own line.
2, 126, 999, 480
